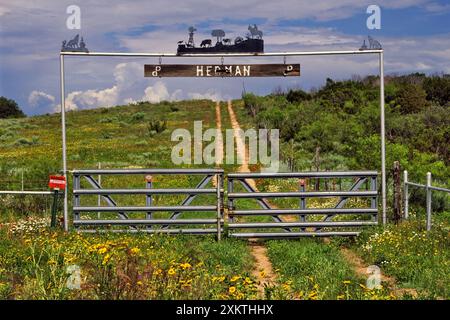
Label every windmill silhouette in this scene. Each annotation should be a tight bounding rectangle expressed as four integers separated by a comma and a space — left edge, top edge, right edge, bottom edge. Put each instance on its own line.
187, 26, 197, 47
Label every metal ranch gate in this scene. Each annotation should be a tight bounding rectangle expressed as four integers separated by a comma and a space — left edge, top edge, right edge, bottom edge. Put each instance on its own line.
71, 169, 378, 240
227, 171, 378, 238
72, 169, 224, 239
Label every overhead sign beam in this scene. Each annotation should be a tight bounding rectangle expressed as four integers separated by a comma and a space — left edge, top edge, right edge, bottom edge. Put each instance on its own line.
144, 64, 300, 77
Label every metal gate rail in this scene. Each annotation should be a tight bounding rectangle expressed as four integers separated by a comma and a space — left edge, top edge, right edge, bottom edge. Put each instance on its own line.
227, 171, 378, 238
72, 168, 224, 239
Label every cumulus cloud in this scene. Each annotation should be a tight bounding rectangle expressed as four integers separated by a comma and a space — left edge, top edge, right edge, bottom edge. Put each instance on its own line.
141, 82, 182, 103
28, 90, 56, 112
188, 90, 223, 102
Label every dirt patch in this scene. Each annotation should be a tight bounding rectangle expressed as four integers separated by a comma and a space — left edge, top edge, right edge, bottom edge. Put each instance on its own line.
249, 242, 277, 296
340, 246, 418, 299
227, 100, 277, 297
212, 101, 223, 187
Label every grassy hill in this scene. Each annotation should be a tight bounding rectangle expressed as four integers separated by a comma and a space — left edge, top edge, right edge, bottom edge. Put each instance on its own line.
0, 78, 448, 299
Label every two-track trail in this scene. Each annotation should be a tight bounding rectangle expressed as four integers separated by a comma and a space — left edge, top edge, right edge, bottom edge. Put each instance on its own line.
212, 101, 224, 187
226, 100, 276, 297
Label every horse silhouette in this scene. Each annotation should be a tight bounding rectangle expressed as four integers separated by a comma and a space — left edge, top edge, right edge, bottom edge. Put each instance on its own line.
248, 25, 263, 39
66, 35, 79, 48
368, 36, 382, 49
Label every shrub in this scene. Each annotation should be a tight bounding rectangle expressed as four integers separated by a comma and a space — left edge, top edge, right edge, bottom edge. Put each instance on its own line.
147, 119, 167, 134
130, 112, 145, 122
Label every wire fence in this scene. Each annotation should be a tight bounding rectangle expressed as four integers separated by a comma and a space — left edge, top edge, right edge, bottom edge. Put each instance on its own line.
404, 171, 450, 231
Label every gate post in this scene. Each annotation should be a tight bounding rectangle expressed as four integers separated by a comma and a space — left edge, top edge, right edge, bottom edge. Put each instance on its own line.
393, 161, 402, 224
145, 175, 153, 230
370, 175, 377, 222
426, 172, 432, 231
216, 173, 222, 241
73, 174, 80, 223
403, 170, 409, 219
299, 179, 306, 231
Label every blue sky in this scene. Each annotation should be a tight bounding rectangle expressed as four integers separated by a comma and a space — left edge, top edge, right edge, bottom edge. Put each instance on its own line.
0, 0, 449, 115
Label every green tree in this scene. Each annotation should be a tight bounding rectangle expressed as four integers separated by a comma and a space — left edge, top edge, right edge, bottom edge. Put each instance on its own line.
423, 75, 450, 106
392, 84, 429, 114
0, 96, 25, 118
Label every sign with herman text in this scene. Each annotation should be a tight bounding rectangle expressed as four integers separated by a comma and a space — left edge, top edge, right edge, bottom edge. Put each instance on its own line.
144, 64, 300, 77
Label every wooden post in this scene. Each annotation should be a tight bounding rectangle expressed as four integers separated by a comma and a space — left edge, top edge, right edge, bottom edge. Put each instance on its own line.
393, 161, 402, 224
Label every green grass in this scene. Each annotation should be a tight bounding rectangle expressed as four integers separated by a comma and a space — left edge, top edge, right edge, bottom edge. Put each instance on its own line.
265, 239, 393, 299
350, 217, 450, 299
0, 99, 448, 300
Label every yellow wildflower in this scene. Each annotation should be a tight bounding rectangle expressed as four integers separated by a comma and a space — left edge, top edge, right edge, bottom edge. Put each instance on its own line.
168, 268, 176, 275
180, 262, 192, 270
102, 253, 111, 265
228, 286, 236, 294
130, 247, 140, 255
230, 275, 241, 282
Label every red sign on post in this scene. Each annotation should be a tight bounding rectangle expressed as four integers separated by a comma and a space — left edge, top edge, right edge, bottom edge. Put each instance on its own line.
49, 175, 66, 190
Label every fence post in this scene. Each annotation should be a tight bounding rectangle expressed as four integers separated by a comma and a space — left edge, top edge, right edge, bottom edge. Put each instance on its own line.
404, 170, 409, 219
145, 175, 153, 225
299, 179, 306, 231
97, 162, 101, 206
426, 172, 432, 231
50, 189, 59, 228
370, 176, 377, 222
228, 178, 234, 223
393, 161, 402, 224
73, 174, 80, 223
216, 173, 221, 241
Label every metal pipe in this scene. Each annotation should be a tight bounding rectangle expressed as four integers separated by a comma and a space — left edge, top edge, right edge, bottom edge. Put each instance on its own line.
229, 232, 360, 238
406, 181, 450, 193
72, 168, 224, 175
78, 228, 221, 234
229, 208, 377, 215
380, 52, 387, 225
228, 221, 377, 228
404, 170, 409, 219
73, 205, 217, 212
0, 190, 56, 195
145, 175, 152, 222
73, 188, 218, 195
426, 172, 432, 231
405, 181, 426, 188
228, 191, 377, 198
74, 219, 221, 225
60, 49, 383, 58
299, 179, 306, 227
73, 175, 80, 221
428, 185, 450, 193
371, 176, 378, 222
216, 174, 221, 241
60, 54, 68, 232
228, 171, 377, 178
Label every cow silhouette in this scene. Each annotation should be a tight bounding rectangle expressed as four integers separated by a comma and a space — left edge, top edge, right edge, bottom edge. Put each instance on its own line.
200, 39, 212, 47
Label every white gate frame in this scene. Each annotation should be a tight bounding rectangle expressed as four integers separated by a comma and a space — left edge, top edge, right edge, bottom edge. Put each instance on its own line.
59, 49, 386, 231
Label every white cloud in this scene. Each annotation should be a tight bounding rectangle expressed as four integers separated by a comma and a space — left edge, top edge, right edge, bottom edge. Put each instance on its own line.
28, 90, 56, 112
188, 90, 223, 102
141, 81, 182, 103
